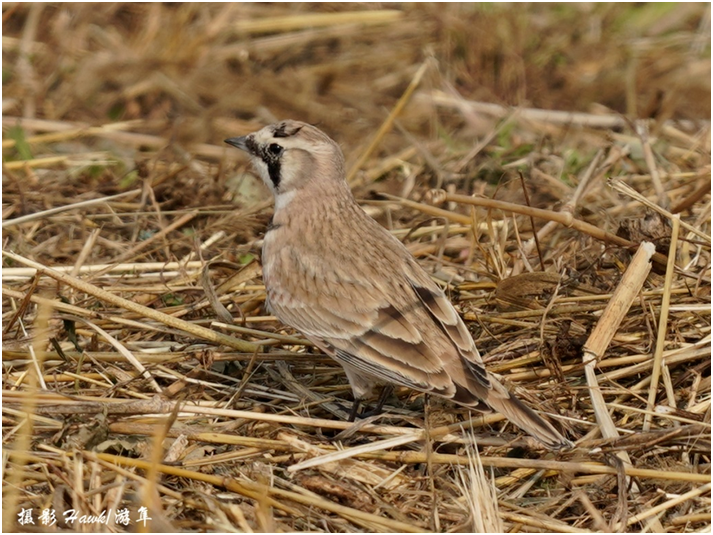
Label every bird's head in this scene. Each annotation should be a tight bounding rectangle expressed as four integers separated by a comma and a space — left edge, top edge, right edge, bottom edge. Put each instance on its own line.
225, 120, 346, 208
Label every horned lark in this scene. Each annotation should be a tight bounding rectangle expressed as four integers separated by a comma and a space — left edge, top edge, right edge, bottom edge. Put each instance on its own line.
226, 120, 571, 450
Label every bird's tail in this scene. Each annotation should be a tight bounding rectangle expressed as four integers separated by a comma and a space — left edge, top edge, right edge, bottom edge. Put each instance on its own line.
481, 378, 572, 450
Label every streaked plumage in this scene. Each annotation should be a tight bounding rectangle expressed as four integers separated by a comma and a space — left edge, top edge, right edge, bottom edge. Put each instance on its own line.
225, 120, 571, 450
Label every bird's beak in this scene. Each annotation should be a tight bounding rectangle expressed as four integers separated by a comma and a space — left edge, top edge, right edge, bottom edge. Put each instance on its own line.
224, 136, 249, 152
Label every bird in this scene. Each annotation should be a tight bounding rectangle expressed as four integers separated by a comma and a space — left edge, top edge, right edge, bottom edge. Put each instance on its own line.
225, 120, 572, 450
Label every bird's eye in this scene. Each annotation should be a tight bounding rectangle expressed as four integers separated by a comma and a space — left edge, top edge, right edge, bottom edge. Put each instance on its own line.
267, 143, 283, 157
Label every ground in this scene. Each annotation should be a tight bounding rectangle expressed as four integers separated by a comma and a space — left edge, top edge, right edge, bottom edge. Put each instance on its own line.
2, 3, 711, 533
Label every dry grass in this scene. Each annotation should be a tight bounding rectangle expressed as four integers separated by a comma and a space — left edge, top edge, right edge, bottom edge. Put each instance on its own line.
2, 3, 711, 533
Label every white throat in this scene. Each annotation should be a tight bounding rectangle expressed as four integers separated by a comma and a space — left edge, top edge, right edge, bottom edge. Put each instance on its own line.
274, 190, 296, 211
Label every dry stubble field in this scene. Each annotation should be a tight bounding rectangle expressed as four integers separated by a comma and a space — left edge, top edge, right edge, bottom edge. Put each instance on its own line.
2, 3, 711, 533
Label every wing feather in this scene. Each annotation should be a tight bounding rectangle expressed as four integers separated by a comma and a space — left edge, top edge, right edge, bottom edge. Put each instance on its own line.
267, 241, 490, 398
408, 279, 491, 389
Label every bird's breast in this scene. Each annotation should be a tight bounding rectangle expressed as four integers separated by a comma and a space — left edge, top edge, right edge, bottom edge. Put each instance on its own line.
261, 223, 309, 310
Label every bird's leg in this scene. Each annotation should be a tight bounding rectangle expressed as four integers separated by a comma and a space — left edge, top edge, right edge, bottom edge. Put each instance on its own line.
343, 367, 376, 421
372, 384, 394, 414
349, 385, 394, 420
347, 399, 362, 422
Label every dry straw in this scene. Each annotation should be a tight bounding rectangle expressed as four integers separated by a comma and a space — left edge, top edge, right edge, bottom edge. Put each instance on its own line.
2, 3, 710, 532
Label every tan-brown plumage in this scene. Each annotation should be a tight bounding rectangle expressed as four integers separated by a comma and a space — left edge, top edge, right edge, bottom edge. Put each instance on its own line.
225, 120, 571, 450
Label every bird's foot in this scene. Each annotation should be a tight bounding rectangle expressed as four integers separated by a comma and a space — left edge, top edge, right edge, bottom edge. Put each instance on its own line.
346, 385, 394, 421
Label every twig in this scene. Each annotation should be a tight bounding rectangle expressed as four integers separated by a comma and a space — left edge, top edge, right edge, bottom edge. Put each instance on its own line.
1, 250, 259, 353
1, 190, 141, 228
347, 60, 430, 184
643, 216, 680, 431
